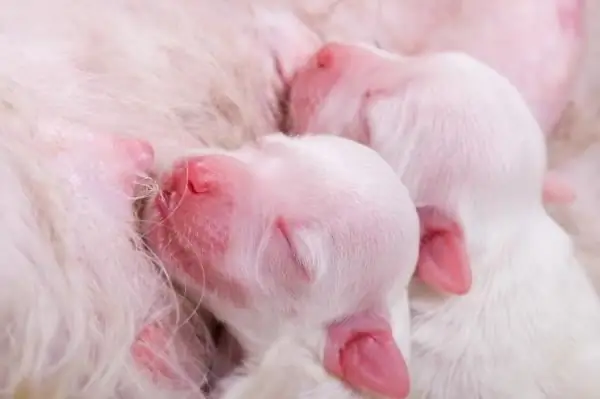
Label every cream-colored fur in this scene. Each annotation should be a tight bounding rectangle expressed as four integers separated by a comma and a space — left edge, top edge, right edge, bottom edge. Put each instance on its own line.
0, 0, 287, 397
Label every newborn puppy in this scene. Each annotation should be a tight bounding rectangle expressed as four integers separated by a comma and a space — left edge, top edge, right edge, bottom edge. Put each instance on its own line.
143, 133, 421, 398
260, 13, 577, 205
282, 43, 600, 398
258, 0, 584, 135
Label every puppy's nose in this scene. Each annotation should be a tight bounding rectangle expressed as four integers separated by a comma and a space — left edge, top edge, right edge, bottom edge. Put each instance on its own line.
162, 158, 216, 198
161, 154, 250, 199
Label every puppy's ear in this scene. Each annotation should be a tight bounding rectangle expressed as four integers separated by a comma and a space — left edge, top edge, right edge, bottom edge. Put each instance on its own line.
324, 310, 410, 398
253, 10, 322, 82
275, 216, 324, 283
415, 206, 471, 295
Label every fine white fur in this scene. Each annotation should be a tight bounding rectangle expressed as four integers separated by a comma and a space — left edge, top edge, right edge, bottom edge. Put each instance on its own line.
215, 289, 412, 399
397, 57, 600, 398
214, 334, 359, 399
289, 45, 600, 398
142, 134, 420, 398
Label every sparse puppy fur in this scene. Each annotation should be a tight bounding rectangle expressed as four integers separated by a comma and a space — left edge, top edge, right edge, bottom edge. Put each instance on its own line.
213, 291, 413, 399
143, 133, 420, 399
213, 336, 359, 399
283, 41, 600, 398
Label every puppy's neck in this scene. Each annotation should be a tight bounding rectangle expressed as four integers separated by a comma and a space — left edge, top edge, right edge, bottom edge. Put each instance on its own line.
412, 203, 573, 304
222, 309, 323, 362
238, 323, 326, 371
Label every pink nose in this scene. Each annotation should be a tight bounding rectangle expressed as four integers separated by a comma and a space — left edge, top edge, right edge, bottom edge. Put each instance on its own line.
162, 159, 215, 200
160, 154, 249, 201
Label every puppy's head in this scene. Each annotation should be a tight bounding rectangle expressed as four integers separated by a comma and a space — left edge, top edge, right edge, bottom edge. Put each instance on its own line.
144, 133, 419, 334
143, 133, 418, 398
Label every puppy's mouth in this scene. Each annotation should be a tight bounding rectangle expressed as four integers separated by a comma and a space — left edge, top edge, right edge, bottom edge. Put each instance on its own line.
139, 170, 189, 227
154, 189, 175, 221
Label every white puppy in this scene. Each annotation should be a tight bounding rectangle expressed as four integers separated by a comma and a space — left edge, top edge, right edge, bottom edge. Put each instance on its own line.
283, 42, 600, 398
143, 133, 420, 399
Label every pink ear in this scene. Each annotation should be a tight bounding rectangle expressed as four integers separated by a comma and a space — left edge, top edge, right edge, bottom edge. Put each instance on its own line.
254, 10, 322, 82
415, 206, 471, 295
324, 311, 410, 398
275, 216, 319, 283
543, 171, 576, 204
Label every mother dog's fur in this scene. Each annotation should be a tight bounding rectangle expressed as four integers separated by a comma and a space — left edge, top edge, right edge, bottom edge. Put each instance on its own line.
1, 0, 600, 397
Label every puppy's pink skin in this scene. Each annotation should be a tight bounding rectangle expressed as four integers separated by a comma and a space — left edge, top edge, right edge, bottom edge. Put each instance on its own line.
144, 133, 420, 398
